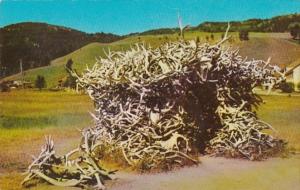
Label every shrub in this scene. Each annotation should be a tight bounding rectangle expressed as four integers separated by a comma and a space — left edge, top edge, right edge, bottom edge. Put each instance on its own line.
35, 75, 46, 90
0, 82, 10, 92
239, 30, 249, 41
279, 82, 294, 93
288, 22, 300, 40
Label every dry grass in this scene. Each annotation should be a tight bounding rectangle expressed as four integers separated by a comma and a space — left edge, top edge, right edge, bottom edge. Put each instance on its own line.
237, 37, 300, 68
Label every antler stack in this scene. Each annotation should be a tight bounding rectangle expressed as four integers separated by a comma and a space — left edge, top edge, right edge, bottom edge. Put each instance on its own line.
24, 36, 286, 189
75, 38, 285, 166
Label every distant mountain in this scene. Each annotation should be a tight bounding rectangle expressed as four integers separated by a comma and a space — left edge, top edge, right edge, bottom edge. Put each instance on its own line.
0, 22, 123, 78
129, 13, 300, 36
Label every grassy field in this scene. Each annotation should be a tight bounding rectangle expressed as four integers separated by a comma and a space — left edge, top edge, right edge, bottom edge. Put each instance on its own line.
0, 90, 93, 174
0, 90, 299, 190
3, 31, 300, 88
256, 95, 300, 151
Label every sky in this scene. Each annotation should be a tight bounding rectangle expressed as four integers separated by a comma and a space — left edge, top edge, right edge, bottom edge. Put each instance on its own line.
0, 0, 300, 35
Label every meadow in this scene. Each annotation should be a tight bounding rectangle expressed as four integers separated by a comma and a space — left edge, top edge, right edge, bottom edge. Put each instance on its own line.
0, 90, 299, 190
0, 90, 92, 173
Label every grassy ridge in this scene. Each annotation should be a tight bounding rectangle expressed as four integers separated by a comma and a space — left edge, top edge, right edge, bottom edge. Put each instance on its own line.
3, 31, 300, 88
2, 31, 225, 87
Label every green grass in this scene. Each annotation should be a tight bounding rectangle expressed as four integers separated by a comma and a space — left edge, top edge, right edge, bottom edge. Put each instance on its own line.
0, 90, 93, 129
256, 95, 300, 151
0, 91, 94, 190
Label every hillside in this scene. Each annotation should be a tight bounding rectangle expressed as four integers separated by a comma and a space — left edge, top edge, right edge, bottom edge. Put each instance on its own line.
237, 35, 300, 68
0, 22, 123, 78
2, 31, 300, 88
195, 13, 300, 32
1, 13, 299, 79
129, 13, 300, 36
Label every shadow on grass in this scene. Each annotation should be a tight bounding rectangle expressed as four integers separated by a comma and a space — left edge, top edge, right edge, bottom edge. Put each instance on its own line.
0, 113, 92, 129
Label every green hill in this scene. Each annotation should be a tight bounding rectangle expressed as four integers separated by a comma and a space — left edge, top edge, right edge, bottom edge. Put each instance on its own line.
0, 22, 123, 78
2, 31, 300, 88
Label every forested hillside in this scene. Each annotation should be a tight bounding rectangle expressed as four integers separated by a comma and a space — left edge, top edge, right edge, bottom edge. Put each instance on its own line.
131, 13, 300, 35
0, 22, 123, 77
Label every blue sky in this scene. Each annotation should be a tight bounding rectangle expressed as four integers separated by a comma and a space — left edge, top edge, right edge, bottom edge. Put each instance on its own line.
0, 0, 300, 35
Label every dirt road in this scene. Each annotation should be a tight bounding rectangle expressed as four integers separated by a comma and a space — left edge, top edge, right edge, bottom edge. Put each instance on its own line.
108, 156, 300, 190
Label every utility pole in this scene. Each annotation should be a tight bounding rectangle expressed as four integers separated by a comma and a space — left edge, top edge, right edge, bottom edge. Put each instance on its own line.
20, 59, 24, 88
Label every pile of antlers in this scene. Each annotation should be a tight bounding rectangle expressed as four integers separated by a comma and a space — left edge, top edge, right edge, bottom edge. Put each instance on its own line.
74, 35, 285, 166
24, 33, 286, 189
209, 99, 285, 160
22, 133, 116, 189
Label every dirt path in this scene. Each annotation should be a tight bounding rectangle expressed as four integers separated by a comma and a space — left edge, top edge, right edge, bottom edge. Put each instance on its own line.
107, 156, 300, 190
1, 137, 299, 190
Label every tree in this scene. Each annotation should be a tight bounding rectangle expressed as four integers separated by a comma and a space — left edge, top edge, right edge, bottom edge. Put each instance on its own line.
66, 58, 73, 71
64, 59, 77, 89
35, 75, 46, 90
288, 22, 300, 40
0, 81, 10, 92
239, 30, 249, 41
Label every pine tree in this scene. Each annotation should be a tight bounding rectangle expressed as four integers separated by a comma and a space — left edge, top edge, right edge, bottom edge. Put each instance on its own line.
35, 75, 46, 90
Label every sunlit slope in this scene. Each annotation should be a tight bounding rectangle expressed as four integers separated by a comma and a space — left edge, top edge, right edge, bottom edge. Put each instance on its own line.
3, 32, 299, 87
237, 37, 300, 68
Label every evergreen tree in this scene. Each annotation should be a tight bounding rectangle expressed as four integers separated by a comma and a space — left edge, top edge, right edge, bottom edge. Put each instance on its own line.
35, 75, 46, 90
64, 59, 77, 89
